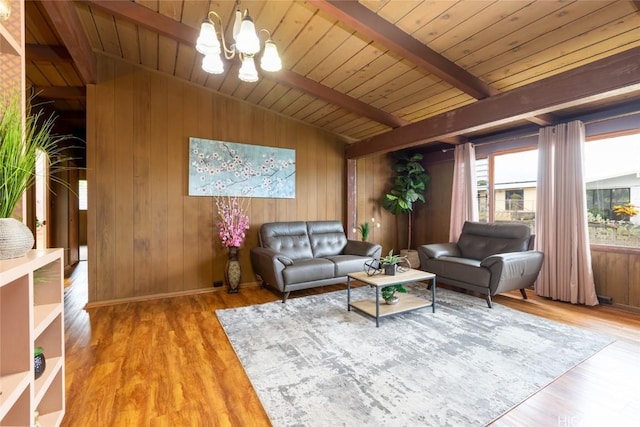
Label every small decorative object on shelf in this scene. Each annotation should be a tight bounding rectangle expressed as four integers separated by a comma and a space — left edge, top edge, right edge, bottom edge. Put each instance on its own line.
381, 284, 408, 304
215, 196, 250, 293
34, 346, 46, 379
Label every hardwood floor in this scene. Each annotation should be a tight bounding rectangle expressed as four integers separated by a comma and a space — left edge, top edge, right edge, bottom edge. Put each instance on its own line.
62, 263, 640, 426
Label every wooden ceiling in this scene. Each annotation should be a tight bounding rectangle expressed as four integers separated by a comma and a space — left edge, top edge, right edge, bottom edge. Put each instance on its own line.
25, 0, 640, 157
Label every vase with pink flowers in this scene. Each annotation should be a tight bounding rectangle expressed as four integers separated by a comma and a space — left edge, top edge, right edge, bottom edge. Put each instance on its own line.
215, 196, 250, 293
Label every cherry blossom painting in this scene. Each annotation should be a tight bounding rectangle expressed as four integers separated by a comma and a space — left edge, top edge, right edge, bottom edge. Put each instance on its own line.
188, 137, 296, 198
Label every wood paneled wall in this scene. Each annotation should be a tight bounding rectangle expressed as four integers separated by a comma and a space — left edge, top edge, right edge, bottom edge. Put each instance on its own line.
85, 55, 349, 304
591, 247, 640, 311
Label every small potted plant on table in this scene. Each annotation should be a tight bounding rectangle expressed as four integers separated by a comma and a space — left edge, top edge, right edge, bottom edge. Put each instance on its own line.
380, 249, 402, 276
381, 284, 408, 305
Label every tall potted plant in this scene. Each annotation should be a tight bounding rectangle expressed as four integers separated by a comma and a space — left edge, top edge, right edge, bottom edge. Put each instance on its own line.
381, 152, 430, 266
0, 93, 74, 259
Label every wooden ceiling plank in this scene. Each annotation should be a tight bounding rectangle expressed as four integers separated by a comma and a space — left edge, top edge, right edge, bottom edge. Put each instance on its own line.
245, 79, 279, 105
493, 34, 640, 92
294, 99, 332, 121
259, 85, 293, 110
75, 3, 103, 50
412, 0, 493, 46
138, 26, 159, 70
484, 11, 640, 88
157, 35, 178, 75
39, 0, 96, 84
26, 2, 63, 45
114, 19, 141, 64
305, 27, 370, 83
290, 22, 352, 77
318, 42, 387, 89
89, 7, 123, 57
460, 0, 609, 74
306, 104, 341, 124
282, 13, 334, 71
360, 0, 420, 23
390, 1, 454, 32
346, 47, 640, 159
309, 0, 498, 99
442, 1, 566, 65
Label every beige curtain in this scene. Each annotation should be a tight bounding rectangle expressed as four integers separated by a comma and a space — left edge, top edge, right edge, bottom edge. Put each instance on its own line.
535, 120, 599, 305
449, 143, 478, 241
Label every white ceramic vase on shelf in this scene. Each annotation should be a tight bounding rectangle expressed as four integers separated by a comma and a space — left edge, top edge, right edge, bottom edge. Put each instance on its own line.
0, 218, 35, 259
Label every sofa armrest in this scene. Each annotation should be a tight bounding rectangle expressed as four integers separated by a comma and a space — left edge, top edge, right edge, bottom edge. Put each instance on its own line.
344, 240, 382, 258
250, 247, 290, 291
418, 242, 461, 259
481, 251, 544, 295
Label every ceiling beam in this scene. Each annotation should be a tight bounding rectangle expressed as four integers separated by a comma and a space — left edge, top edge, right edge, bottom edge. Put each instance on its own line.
277, 69, 408, 128
86, 0, 197, 44
32, 86, 86, 100
85, 0, 407, 129
345, 47, 640, 159
39, 0, 96, 84
310, 0, 499, 100
26, 44, 73, 62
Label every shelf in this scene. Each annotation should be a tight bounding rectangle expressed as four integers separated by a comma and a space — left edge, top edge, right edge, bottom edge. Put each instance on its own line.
0, 249, 65, 426
34, 356, 63, 407
350, 294, 433, 318
34, 304, 62, 337
0, 371, 30, 420
0, 23, 20, 56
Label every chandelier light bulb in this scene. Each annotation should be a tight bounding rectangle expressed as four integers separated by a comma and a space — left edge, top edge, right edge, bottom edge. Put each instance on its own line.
235, 15, 260, 55
202, 53, 224, 74
196, 21, 220, 55
238, 56, 259, 83
232, 8, 243, 42
260, 40, 282, 72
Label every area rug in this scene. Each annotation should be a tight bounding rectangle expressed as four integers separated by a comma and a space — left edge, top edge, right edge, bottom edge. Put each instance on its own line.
215, 285, 614, 427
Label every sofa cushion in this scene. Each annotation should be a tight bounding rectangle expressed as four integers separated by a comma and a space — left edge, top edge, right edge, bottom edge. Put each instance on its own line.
282, 258, 335, 285
307, 221, 348, 258
260, 222, 314, 260
324, 254, 371, 277
457, 221, 531, 260
425, 256, 491, 288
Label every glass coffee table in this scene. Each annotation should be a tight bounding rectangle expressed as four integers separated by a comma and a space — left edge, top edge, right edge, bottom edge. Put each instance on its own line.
347, 268, 436, 327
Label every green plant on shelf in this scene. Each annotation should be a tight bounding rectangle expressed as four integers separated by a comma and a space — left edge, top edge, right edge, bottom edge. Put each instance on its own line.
381, 284, 408, 302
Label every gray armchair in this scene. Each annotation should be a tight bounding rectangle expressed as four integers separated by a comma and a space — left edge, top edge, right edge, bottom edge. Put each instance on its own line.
418, 221, 544, 308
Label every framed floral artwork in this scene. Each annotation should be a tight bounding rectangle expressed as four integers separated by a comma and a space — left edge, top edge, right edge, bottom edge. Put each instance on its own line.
188, 137, 296, 198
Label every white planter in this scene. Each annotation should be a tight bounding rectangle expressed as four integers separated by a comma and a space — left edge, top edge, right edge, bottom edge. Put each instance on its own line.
0, 218, 35, 259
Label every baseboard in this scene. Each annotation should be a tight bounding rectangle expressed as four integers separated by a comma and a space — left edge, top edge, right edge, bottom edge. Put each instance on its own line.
84, 281, 263, 309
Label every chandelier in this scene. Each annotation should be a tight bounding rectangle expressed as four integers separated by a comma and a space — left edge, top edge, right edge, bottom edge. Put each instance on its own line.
195, 1, 282, 83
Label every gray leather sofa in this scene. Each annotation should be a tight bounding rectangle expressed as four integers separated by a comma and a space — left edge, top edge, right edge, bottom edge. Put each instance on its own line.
250, 221, 382, 302
418, 221, 544, 308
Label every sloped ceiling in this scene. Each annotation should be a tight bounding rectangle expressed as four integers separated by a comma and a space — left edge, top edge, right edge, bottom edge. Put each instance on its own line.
26, 0, 640, 158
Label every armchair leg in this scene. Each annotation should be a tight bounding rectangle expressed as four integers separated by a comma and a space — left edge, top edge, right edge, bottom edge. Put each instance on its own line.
282, 291, 290, 303
485, 294, 493, 308
520, 288, 528, 299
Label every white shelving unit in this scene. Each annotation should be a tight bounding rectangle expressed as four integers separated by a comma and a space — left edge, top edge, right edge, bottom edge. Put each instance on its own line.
0, 249, 65, 426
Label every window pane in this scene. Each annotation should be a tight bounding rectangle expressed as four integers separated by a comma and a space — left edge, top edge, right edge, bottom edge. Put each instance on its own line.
585, 134, 640, 247
476, 158, 489, 222
493, 150, 537, 229
78, 180, 88, 211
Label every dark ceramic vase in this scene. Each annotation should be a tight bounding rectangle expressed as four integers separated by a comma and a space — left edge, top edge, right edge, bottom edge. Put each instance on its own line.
34, 353, 46, 379
225, 246, 241, 294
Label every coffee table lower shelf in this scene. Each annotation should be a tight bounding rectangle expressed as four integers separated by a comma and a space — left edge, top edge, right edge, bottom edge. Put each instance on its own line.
349, 295, 433, 318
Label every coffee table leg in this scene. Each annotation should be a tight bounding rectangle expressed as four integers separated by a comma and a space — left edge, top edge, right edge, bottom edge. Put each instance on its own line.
347, 277, 351, 311
432, 277, 436, 313
375, 287, 380, 327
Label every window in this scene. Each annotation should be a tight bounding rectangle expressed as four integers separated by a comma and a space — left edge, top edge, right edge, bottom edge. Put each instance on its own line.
78, 180, 87, 211
476, 150, 537, 228
586, 188, 630, 220
584, 134, 640, 247
505, 189, 524, 211
475, 132, 640, 248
